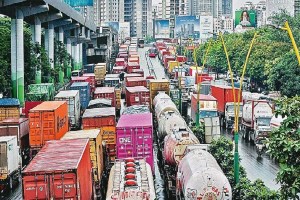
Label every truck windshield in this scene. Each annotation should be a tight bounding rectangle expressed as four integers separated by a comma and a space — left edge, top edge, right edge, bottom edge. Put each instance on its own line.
200, 111, 218, 118
227, 105, 243, 113
257, 118, 272, 126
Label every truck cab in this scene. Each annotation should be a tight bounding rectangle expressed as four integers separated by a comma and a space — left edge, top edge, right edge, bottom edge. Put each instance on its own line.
224, 103, 243, 129
254, 116, 272, 140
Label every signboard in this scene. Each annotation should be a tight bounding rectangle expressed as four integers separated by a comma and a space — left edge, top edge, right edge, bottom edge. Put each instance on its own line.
64, 0, 93, 6
199, 15, 213, 40
155, 19, 170, 38
235, 10, 257, 28
119, 22, 131, 39
175, 16, 200, 39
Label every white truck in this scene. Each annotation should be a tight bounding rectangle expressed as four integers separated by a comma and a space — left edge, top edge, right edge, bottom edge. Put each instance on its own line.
0, 136, 20, 192
241, 100, 273, 142
270, 115, 286, 130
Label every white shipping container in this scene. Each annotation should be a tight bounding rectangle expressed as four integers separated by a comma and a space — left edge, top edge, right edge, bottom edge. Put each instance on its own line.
203, 117, 221, 143
0, 136, 19, 178
243, 101, 273, 124
55, 90, 81, 128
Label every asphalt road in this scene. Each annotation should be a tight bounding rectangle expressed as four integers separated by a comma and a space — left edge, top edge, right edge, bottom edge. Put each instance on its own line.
138, 47, 280, 190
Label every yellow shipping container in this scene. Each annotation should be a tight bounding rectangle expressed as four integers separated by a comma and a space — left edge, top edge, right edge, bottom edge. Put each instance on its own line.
149, 79, 170, 108
95, 63, 107, 84
0, 107, 20, 121
61, 129, 104, 184
101, 126, 116, 162
168, 61, 180, 73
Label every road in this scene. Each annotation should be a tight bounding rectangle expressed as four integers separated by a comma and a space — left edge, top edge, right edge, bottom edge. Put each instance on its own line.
138, 47, 280, 190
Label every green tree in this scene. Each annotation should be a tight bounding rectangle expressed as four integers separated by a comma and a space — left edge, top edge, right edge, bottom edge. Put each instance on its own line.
267, 96, 300, 198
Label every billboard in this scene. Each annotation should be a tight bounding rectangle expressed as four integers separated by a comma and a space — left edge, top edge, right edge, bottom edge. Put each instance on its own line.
64, 0, 93, 6
155, 19, 170, 38
235, 10, 257, 28
119, 22, 131, 40
175, 16, 200, 39
199, 15, 213, 40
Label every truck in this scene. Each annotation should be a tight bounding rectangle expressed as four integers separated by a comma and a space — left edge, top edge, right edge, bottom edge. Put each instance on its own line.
211, 85, 243, 129
0, 136, 20, 193
241, 100, 273, 142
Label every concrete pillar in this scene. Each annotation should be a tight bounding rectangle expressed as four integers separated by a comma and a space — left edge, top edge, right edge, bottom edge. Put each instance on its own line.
11, 10, 24, 106
79, 43, 83, 68
72, 41, 80, 70
45, 22, 54, 69
32, 17, 42, 84
58, 27, 64, 83
66, 38, 72, 78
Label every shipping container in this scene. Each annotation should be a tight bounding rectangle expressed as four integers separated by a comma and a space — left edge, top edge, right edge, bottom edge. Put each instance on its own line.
23, 101, 42, 118
61, 129, 103, 196
163, 55, 176, 69
82, 107, 116, 129
149, 79, 170, 107
126, 77, 147, 87
104, 77, 120, 88
71, 76, 94, 94
82, 108, 117, 163
190, 94, 218, 122
128, 56, 139, 64
22, 139, 93, 200
94, 87, 116, 107
29, 101, 69, 154
84, 63, 95, 73
112, 66, 125, 74
0, 118, 30, 165
69, 82, 90, 110
127, 62, 140, 73
124, 73, 143, 82
130, 69, 144, 77
189, 67, 207, 77
88, 98, 112, 109
176, 55, 187, 63
83, 73, 96, 92
115, 58, 126, 66
168, 61, 180, 74
116, 113, 154, 171
126, 86, 150, 107
54, 90, 81, 129
115, 88, 122, 110
211, 85, 242, 113
195, 75, 214, 84
27, 83, 54, 101
106, 158, 156, 200
118, 53, 128, 61
95, 63, 107, 86
0, 98, 20, 121
0, 136, 20, 192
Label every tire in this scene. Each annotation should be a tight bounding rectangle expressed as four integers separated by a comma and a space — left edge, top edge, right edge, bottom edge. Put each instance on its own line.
225, 120, 229, 129
9, 176, 13, 190
248, 132, 252, 143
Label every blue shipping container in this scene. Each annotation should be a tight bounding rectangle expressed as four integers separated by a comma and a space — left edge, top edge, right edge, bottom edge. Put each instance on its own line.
69, 82, 90, 110
84, 64, 95, 74
0, 98, 20, 107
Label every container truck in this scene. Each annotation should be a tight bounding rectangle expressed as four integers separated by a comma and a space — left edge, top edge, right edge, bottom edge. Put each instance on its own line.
54, 90, 81, 129
22, 139, 93, 200
125, 86, 150, 107
69, 82, 91, 110
0, 136, 20, 193
0, 98, 20, 121
211, 85, 243, 129
149, 79, 170, 107
94, 63, 106, 86
0, 118, 30, 166
241, 100, 273, 142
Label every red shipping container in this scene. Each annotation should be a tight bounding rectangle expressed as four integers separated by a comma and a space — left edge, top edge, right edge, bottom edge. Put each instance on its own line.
82, 107, 116, 129
112, 66, 125, 74
195, 75, 213, 84
130, 69, 144, 76
176, 55, 187, 63
116, 113, 154, 171
126, 86, 150, 107
22, 139, 92, 200
124, 73, 142, 82
126, 77, 147, 87
118, 53, 128, 61
115, 58, 126, 66
94, 87, 116, 107
211, 85, 242, 113
23, 101, 43, 118
128, 57, 139, 64
127, 62, 140, 73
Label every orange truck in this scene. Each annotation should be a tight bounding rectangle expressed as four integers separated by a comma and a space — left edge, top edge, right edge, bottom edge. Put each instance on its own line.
29, 101, 69, 158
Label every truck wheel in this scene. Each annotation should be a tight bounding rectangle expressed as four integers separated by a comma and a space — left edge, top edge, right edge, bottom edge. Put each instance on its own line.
225, 120, 229, 129
248, 132, 252, 143
9, 177, 13, 190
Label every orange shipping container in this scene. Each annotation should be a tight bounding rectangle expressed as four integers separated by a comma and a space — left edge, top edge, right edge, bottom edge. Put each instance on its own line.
29, 101, 69, 149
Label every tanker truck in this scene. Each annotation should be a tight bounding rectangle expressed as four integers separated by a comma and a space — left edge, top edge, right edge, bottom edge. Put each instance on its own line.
241, 100, 273, 142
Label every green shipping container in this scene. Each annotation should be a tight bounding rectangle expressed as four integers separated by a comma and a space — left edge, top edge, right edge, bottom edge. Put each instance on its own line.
26, 83, 55, 101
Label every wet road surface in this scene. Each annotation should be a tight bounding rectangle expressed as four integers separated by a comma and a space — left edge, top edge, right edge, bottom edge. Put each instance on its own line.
139, 47, 280, 190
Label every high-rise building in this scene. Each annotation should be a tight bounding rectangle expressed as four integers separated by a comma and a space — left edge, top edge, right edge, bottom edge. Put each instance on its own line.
222, 0, 232, 16
187, 0, 225, 18
266, 0, 294, 23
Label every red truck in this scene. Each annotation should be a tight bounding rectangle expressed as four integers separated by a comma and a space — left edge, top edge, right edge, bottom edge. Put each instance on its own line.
211, 85, 242, 128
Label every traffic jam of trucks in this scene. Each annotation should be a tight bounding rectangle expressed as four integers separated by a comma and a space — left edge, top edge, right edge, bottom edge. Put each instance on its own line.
0, 38, 282, 199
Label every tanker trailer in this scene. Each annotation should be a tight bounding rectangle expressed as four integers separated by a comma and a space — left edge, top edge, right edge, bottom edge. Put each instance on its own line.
177, 149, 232, 200
153, 92, 179, 119
242, 100, 273, 142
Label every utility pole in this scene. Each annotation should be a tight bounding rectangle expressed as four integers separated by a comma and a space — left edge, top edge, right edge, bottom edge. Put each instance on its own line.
153, 9, 156, 40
